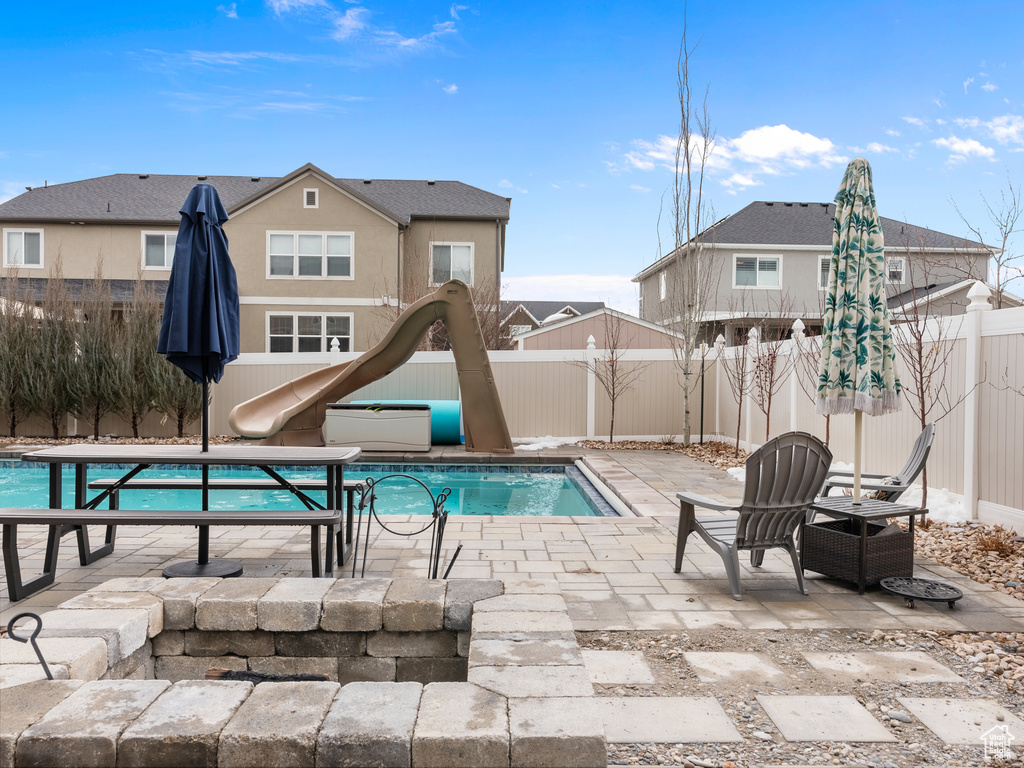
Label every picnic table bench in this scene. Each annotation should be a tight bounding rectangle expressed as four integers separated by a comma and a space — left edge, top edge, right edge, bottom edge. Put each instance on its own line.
2, 506, 343, 601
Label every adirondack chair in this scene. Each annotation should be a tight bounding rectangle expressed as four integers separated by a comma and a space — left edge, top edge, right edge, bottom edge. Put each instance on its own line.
674, 431, 833, 601
820, 422, 935, 502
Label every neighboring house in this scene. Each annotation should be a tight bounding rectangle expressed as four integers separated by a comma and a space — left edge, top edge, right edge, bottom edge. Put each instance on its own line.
501, 300, 606, 337
513, 307, 682, 350
888, 278, 1022, 319
633, 200, 994, 345
0, 163, 510, 353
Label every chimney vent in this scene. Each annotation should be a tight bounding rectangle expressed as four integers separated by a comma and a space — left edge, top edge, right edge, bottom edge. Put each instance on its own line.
427, 180, 435, 185
139, 174, 149, 179
363, 179, 372, 184
107, 202, 111, 212
251, 177, 261, 182
198, 176, 208, 181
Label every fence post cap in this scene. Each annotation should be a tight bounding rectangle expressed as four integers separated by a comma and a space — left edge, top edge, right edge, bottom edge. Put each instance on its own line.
966, 281, 992, 312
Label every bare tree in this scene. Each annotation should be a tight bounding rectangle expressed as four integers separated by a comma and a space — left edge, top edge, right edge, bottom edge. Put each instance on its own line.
791, 322, 831, 445
568, 311, 652, 442
656, 21, 720, 446
118, 279, 164, 438
0, 273, 35, 435
951, 175, 1023, 309
890, 253, 974, 508
748, 294, 798, 441
75, 264, 122, 438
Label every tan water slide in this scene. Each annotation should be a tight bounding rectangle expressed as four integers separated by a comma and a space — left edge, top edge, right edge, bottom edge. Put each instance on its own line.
228, 280, 514, 452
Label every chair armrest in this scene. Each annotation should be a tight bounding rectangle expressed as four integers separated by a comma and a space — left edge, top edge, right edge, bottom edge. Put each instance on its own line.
824, 477, 910, 492
826, 470, 890, 480
676, 491, 738, 513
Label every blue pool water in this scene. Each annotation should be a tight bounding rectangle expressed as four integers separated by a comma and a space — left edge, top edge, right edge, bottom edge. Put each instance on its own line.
0, 462, 614, 517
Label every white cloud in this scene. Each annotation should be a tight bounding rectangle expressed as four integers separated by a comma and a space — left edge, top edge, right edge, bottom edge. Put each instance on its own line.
864, 142, 899, 154
0, 181, 26, 205
884, 128, 900, 137
450, 3, 467, 19
374, 20, 456, 51
499, 179, 527, 194
618, 124, 844, 191
954, 117, 980, 128
266, 0, 327, 14
986, 114, 1024, 144
629, 184, 651, 193
982, 82, 998, 92
932, 135, 996, 163
902, 116, 927, 128
217, 3, 238, 18
935, 118, 947, 125
720, 172, 760, 190
550, 183, 561, 189
963, 76, 974, 94
443, 83, 458, 94
330, 7, 369, 39
502, 274, 638, 315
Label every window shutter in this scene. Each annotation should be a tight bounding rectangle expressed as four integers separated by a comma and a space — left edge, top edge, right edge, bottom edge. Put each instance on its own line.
304, 189, 318, 208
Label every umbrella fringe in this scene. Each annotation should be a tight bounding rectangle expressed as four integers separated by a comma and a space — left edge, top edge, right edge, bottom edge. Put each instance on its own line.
816, 390, 902, 417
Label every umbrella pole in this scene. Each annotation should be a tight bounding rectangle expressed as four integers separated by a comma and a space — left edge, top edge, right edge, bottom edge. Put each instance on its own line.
853, 411, 863, 504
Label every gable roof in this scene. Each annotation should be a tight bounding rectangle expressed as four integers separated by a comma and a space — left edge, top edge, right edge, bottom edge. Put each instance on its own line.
512, 306, 685, 341
888, 278, 1023, 312
501, 300, 606, 326
0, 165, 511, 226
634, 200, 990, 280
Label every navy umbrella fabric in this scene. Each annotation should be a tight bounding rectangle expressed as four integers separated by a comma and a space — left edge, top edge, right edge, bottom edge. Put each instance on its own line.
157, 184, 241, 578
157, 183, 240, 450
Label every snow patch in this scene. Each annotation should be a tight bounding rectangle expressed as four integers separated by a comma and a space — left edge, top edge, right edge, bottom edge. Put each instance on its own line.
514, 436, 573, 452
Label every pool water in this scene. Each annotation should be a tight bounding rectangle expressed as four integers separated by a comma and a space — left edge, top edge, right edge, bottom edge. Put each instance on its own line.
0, 462, 613, 517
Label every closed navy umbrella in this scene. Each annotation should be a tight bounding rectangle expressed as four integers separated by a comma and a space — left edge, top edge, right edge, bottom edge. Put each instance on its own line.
158, 183, 242, 577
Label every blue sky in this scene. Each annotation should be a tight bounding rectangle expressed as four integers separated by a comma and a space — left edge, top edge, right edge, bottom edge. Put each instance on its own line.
2, 0, 1023, 311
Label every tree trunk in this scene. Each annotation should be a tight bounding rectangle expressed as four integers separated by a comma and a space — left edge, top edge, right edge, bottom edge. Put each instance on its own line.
178, 411, 185, 438
93, 402, 101, 440
734, 398, 743, 458
681, 357, 692, 447
131, 409, 141, 439
765, 403, 771, 443
609, 399, 616, 443
50, 413, 60, 439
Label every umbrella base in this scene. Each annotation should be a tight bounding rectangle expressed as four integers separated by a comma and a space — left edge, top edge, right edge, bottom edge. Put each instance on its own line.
162, 559, 243, 579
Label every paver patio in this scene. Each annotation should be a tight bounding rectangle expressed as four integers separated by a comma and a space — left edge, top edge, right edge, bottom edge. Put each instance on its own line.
2, 444, 1022, 765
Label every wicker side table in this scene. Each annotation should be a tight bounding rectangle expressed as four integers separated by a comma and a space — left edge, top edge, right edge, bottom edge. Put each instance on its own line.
802, 498, 924, 594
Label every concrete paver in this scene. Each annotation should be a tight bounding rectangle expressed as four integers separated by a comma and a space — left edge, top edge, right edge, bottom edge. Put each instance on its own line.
580, 650, 655, 685
898, 698, 1024, 745
757, 695, 897, 742
802, 651, 965, 684
683, 652, 787, 685
593, 697, 743, 743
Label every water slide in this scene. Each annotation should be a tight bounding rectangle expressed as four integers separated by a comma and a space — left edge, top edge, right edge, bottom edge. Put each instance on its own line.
228, 280, 514, 452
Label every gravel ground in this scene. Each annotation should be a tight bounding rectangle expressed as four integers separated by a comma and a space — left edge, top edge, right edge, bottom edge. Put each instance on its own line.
578, 628, 1024, 767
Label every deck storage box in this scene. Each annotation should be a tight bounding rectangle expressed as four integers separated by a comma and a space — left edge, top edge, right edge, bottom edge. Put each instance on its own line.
324, 403, 431, 452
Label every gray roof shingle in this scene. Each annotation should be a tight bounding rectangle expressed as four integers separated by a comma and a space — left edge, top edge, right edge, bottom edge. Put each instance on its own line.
0, 169, 510, 225
707, 201, 986, 250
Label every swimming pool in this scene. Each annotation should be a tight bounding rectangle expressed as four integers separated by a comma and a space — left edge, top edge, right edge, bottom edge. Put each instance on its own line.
0, 462, 615, 517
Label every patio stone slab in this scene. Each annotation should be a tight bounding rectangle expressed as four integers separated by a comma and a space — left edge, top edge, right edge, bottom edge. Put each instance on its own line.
469, 665, 594, 697
413, 682, 509, 768
219, 681, 339, 768
509, 697, 606, 768
592, 697, 742, 743
471, 610, 575, 635
473, 594, 567, 613
469, 637, 583, 668
58, 592, 164, 636
318, 681, 421, 768
35, 608, 150, 666
0, 636, 108, 682
757, 695, 896, 742
17, 680, 171, 768
0, 680, 83, 766
898, 697, 1024, 744
683, 652, 787, 685
257, 577, 334, 631
580, 650, 654, 685
802, 651, 965, 683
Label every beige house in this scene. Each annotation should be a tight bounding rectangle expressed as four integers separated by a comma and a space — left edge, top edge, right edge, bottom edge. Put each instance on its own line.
633, 200, 995, 345
0, 163, 511, 353
513, 307, 684, 350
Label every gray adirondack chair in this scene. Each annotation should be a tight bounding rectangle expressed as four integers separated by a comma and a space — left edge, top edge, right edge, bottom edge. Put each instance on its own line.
820, 422, 935, 502
674, 431, 833, 601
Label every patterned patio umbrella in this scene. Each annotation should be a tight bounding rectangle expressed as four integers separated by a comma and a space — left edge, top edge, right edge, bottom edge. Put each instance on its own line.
816, 158, 902, 499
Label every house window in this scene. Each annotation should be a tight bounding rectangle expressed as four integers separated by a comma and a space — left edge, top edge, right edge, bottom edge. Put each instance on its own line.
819, 255, 831, 289
430, 242, 474, 285
659, 272, 667, 301
267, 231, 353, 279
3, 229, 43, 268
886, 257, 905, 284
303, 188, 319, 209
268, 313, 352, 353
734, 254, 781, 288
142, 232, 177, 269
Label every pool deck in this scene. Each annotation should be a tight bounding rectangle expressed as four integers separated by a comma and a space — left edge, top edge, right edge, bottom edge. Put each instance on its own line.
3, 442, 1021, 633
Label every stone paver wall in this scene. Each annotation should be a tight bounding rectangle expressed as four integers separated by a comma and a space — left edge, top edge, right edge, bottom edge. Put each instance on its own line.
0, 576, 607, 768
